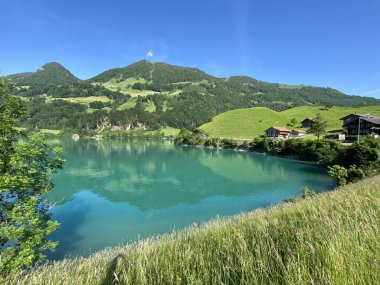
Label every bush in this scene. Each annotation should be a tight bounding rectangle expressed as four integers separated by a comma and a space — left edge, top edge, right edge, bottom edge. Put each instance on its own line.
220, 138, 238, 149
328, 165, 348, 185
338, 143, 379, 168
346, 165, 366, 183
204, 138, 220, 148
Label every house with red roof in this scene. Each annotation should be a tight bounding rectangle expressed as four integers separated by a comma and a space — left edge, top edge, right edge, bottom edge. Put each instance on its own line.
291, 129, 308, 137
265, 127, 292, 138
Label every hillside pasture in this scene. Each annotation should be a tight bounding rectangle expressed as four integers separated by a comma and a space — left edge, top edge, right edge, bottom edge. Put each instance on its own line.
199, 106, 380, 138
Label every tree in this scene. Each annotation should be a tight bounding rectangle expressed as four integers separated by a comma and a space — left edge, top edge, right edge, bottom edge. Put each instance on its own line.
308, 113, 327, 139
0, 79, 64, 274
290, 118, 297, 127
324, 103, 334, 110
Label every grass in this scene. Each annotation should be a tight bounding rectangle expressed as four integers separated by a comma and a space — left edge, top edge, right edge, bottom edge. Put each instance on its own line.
118, 97, 137, 110
144, 101, 156, 113
4, 175, 380, 285
95, 78, 157, 97
118, 99, 157, 112
39, 129, 61, 135
48, 96, 110, 106
97, 77, 209, 98
199, 106, 380, 138
160, 127, 180, 137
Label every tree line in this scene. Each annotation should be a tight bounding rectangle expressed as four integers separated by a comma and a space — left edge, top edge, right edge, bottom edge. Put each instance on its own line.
174, 130, 380, 185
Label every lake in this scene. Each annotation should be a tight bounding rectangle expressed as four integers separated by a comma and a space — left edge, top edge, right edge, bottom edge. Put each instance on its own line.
46, 138, 335, 260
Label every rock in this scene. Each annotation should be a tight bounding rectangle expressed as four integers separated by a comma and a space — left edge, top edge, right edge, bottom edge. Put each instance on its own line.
72, 134, 80, 141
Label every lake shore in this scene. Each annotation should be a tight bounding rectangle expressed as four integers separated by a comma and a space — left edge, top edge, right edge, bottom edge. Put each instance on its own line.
5, 174, 380, 285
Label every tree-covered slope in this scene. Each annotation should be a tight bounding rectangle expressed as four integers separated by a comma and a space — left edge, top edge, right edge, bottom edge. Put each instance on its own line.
7, 62, 79, 86
4, 60, 380, 132
89, 60, 213, 84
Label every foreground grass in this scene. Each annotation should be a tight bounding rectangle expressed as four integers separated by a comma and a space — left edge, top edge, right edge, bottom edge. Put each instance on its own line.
199, 106, 380, 138
4, 175, 380, 285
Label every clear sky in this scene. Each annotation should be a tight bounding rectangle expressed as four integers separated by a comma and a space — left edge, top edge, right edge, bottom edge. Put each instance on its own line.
1, 0, 380, 98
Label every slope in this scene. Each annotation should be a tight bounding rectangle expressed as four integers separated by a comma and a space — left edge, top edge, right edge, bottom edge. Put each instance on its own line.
5, 175, 380, 284
8, 62, 80, 86
89, 60, 213, 84
199, 106, 380, 138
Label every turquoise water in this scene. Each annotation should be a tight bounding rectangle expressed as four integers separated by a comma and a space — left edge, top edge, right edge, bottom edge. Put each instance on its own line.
46, 139, 334, 260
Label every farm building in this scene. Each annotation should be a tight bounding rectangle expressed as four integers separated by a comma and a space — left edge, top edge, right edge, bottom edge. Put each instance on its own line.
342, 115, 380, 136
265, 127, 292, 139
301, 118, 314, 128
325, 132, 346, 141
291, 129, 308, 137
340, 114, 376, 128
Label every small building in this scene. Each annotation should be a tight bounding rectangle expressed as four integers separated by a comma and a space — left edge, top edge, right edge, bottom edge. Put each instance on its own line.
291, 129, 308, 137
301, 118, 314, 128
344, 116, 380, 136
325, 133, 346, 141
265, 127, 292, 139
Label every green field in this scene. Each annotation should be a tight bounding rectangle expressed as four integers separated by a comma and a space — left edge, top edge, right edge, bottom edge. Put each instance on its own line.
160, 127, 180, 136
5, 175, 380, 284
199, 106, 380, 138
95, 78, 157, 97
48, 96, 110, 105
118, 97, 137, 110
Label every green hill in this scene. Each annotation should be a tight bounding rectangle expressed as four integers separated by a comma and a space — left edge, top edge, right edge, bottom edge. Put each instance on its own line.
5, 175, 380, 284
7, 62, 79, 86
199, 106, 380, 138
4, 60, 380, 132
89, 60, 214, 84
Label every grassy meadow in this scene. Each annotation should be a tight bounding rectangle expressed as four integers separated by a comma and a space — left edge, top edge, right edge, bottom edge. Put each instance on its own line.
47, 95, 111, 105
4, 175, 380, 285
93, 78, 156, 97
199, 106, 380, 138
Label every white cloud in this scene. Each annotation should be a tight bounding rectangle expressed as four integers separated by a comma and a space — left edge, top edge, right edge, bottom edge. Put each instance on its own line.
146, 50, 154, 58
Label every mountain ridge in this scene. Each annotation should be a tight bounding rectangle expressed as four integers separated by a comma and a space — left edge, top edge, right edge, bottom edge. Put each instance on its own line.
3, 60, 349, 94
5, 60, 380, 132
4, 60, 380, 114
7, 62, 79, 86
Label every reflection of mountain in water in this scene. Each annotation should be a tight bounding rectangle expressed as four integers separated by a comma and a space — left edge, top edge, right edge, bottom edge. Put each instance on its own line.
47, 139, 333, 211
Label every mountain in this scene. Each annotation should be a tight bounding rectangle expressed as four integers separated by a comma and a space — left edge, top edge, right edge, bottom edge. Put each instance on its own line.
5, 60, 380, 132
89, 60, 214, 84
7, 62, 79, 86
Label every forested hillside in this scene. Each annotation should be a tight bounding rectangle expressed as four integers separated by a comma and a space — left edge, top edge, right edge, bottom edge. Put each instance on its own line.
89, 60, 213, 84
8, 62, 79, 86
4, 60, 380, 132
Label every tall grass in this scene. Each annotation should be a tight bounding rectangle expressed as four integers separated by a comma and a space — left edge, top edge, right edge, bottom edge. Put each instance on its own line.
4, 175, 380, 284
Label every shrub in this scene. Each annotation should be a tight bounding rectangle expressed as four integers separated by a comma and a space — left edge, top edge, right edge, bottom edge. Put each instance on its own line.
328, 165, 348, 185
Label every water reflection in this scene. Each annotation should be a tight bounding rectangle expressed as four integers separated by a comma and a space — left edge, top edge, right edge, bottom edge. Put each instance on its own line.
45, 139, 334, 259
47, 139, 332, 211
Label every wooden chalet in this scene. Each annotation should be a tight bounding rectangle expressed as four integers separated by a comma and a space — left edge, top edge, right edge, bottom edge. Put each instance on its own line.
291, 129, 307, 137
301, 118, 314, 128
265, 127, 292, 138
342, 115, 380, 136
340, 114, 376, 128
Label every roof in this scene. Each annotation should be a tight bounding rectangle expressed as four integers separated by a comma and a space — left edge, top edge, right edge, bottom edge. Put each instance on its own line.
346, 116, 380, 125
339, 114, 376, 120
265, 126, 291, 132
361, 117, 380, 125
292, 129, 306, 133
301, 118, 313, 123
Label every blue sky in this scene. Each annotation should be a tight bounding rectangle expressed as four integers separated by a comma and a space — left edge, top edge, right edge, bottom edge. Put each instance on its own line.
1, 0, 380, 98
